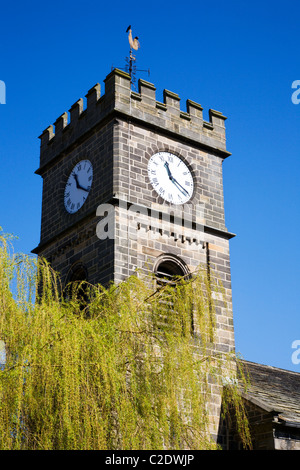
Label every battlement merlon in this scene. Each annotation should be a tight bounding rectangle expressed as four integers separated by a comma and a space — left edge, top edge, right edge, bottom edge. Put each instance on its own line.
37, 68, 230, 172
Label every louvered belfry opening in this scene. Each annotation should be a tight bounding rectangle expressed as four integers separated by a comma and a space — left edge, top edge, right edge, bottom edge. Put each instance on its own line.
154, 255, 192, 334
65, 262, 89, 306
154, 254, 190, 286
155, 259, 185, 287
69, 264, 87, 283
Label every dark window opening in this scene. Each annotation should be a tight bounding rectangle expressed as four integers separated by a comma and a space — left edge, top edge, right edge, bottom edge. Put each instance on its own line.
69, 265, 87, 283
154, 255, 193, 335
64, 263, 89, 308
155, 258, 188, 287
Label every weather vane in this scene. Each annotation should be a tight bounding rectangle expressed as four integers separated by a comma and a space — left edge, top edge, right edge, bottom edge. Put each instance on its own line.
112, 25, 150, 88
125, 25, 139, 83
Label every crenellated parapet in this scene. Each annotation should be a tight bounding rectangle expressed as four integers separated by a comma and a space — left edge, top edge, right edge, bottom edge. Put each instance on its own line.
37, 69, 229, 172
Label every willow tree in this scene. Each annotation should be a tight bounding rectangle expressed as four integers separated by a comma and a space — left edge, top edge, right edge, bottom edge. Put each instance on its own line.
0, 230, 251, 450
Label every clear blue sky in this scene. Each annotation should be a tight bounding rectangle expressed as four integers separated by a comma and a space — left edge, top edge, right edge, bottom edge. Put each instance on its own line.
0, 0, 299, 372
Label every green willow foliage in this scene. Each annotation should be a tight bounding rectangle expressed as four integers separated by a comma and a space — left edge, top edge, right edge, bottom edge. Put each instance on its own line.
0, 230, 251, 450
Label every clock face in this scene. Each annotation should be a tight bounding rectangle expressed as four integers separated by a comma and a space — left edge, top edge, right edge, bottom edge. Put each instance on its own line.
64, 160, 93, 214
148, 152, 194, 204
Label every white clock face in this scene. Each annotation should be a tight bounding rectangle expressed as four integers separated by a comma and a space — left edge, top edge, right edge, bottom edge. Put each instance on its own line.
64, 160, 93, 214
148, 152, 194, 204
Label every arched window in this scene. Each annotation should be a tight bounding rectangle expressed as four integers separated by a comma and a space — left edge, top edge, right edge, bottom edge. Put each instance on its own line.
153, 254, 193, 334
64, 262, 89, 306
68, 264, 87, 284
154, 254, 190, 286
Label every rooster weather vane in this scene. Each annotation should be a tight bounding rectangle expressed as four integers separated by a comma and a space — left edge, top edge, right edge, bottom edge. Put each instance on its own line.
126, 25, 140, 51
112, 25, 150, 87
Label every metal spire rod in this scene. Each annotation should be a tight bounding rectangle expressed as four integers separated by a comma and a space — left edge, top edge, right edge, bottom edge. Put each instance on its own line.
125, 25, 140, 84
111, 26, 150, 87
128, 48, 135, 80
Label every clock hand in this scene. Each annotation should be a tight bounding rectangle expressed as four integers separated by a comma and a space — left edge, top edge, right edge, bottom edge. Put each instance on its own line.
73, 173, 90, 192
73, 173, 81, 189
171, 178, 190, 197
164, 161, 173, 179
164, 161, 189, 197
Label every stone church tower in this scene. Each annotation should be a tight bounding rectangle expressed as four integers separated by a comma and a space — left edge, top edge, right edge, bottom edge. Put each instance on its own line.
33, 68, 236, 440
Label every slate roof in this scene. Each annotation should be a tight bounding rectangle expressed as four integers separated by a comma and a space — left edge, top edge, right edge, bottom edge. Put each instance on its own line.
239, 360, 300, 426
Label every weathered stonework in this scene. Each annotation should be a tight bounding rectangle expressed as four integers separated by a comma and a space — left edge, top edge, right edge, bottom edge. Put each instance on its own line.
33, 68, 235, 441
